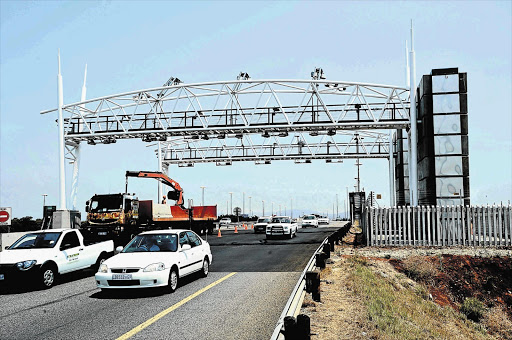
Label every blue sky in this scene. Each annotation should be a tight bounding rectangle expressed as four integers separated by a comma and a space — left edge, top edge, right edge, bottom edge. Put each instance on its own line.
1, 1, 511, 219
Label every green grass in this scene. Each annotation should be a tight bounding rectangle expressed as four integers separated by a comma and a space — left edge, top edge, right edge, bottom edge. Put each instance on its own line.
348, 256, 490, 340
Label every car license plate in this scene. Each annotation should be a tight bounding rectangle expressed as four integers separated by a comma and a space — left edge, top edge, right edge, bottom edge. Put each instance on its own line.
112, 274, 132, 280
0, 274, 4, 280
98, 232, 108, 236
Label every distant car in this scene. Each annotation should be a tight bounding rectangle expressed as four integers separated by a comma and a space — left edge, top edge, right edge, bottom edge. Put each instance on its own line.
254, 216, 271, 233
301, 215, 319, 228
318, 216, 330, 225
219, 218, 231, 226
95, 230, 211, 293
266, 216, 298, 239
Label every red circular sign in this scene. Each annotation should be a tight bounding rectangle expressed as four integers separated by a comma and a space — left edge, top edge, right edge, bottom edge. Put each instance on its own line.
0, 210, 9, 223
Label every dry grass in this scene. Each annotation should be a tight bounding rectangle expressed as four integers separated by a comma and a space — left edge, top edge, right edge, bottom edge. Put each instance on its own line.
401, 255, 439, 282
483, 306, 512, 339
347, 256, 491, 340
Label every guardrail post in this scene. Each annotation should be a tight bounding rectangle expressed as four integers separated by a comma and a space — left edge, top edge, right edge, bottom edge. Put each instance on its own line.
315, 252, 326, 268
282, 316, 298, 339
305, 270, 321, 302
296, 314, 311, 340
323, 243, 331, 258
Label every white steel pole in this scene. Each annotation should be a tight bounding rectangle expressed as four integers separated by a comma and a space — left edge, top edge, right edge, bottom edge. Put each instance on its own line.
243, 192, 245, 215
409, 21, 419, 206
57, 50, 66, 211
388, 131, 395, 207
158, 142, 163, 202
71, 64, 87, 211
201, 186, 206, 206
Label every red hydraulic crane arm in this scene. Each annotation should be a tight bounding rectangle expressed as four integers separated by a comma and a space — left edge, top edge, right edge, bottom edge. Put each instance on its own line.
125, 171, 185, 208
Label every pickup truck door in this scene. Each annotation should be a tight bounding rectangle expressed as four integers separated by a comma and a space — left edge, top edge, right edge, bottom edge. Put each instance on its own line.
58, 231, 84, 273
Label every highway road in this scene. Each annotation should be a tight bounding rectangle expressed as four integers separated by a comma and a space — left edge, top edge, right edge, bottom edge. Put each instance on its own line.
0, 223, 343, 340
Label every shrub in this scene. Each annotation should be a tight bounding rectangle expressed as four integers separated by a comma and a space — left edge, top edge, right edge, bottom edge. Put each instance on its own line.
460, 297, 485, 322
401, 256, 438, 282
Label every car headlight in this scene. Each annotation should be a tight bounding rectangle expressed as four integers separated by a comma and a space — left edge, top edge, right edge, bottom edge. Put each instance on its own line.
16, 260, 37, 271
143, 263, 165, 272
99, 263, 108, 273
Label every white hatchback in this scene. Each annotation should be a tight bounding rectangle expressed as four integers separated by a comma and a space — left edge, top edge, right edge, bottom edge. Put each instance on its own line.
95, 230, 211, 293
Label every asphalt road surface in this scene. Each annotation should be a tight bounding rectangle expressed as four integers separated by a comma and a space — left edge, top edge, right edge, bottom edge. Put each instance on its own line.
0, 223, 343, 340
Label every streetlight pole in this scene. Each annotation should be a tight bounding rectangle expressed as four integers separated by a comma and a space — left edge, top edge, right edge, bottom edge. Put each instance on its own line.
42, 194, 48, 211
200, 186, 206, 206
272, 202, 274, 216
336, 194, 338, 219
248, 196, 252, 216
229, 192, 233, 215
243, 192, 245, 215
291, 198, 293, 218
262, 200, 265, 216
279, 204, 281, 215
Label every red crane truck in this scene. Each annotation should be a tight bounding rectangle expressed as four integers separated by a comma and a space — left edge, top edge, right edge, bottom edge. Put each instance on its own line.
82, 171, 216, 245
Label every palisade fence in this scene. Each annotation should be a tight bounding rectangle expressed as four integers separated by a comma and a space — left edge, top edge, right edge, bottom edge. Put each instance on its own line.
363, 205, 512, 247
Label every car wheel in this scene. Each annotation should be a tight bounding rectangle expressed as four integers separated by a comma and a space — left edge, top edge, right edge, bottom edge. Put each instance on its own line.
93, 253, 108, 272
167, 268, 178, 293
41, 265, 56, 289
201, 258, 209, 278
289, 232, 293, 239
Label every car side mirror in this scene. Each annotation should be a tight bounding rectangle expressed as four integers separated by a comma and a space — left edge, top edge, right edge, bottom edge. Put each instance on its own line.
181, 244, 191, 251
115, 246, 123, 254
4, 245, 10, 250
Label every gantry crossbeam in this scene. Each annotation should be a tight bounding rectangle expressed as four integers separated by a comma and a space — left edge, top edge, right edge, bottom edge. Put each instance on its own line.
42, 79, 410, 144
159, 130, 390, 166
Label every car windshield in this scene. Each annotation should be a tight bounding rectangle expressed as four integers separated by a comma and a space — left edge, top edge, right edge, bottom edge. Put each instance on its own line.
90, 194, 123, 213
122, 234, 178, 253
9, 232, 62, 249
271, 217, 290, 223
257, 218, 270, 223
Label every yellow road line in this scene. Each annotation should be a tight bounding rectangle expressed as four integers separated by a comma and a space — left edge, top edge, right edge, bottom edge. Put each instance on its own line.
116, 272, 237, 340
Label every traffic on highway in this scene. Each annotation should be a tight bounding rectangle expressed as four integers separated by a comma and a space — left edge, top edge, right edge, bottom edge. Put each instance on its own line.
0, 222, 342, 339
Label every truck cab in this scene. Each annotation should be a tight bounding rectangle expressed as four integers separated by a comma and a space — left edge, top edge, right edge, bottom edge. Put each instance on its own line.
85, 193, 139, 237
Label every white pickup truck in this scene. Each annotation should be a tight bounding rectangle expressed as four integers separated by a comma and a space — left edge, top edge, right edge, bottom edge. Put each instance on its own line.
0, 228, 114, 288
266, 216, 298, 239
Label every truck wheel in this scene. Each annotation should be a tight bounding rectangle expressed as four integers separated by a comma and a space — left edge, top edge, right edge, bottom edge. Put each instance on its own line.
40, 265, 57, 289
167, 268, 178, 293
201, 258, 209, 278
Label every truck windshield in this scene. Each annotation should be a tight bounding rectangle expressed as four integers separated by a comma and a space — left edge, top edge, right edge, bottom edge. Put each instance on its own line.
90, 195, 123, 213
9, 232, 62, 249
122, 234, 178, 253
257, 218, 270, 223
304, 215, 316, 220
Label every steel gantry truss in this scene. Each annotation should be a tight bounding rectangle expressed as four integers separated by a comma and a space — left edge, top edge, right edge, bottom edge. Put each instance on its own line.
42, 78, 410, 146
158, 130, 391, 166
42, 72, 411, 211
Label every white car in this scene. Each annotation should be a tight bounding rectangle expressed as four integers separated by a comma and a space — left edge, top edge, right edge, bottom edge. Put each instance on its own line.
219, 218, 231, 226
95, 230, 211, 293
266, 216, 298, 239
318, 216, 330, 225
254, 216, 271, 233
301, 215, 319, 228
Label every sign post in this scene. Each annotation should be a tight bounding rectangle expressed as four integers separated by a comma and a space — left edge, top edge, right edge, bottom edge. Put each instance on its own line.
0, 207, 12, 232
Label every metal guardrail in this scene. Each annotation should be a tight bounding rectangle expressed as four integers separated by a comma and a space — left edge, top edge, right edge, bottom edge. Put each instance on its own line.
270, 224, 350, 340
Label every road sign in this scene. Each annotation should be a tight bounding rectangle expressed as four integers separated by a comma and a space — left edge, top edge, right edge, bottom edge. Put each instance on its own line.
0, 207, 12, 225
233, 207, 241, 216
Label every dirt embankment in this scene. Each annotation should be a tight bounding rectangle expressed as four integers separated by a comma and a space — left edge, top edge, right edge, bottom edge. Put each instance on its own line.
301, 245, 512, 340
